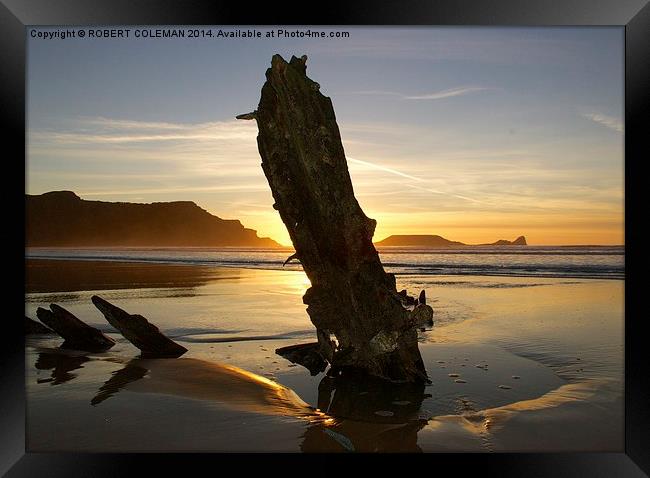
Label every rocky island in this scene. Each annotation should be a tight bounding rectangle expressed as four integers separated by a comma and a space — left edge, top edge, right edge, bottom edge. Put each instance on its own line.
375, 234, 527, 247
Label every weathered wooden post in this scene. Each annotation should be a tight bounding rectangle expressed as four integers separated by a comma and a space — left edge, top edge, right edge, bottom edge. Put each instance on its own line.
238, 55, 432, 382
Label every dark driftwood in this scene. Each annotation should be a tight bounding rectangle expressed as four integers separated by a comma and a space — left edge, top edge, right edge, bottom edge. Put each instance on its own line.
275, 342, 328, 375
239, 55, 433, 382
91, 295, 187, 358
25, 316, 54, 335
36, 304, 115, 352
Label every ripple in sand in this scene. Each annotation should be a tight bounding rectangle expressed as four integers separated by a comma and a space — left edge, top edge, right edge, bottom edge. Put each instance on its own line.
498, 385, 512, 389
455, 379, 467, 384
448, 373, 461, 378
374, 410, 394, 417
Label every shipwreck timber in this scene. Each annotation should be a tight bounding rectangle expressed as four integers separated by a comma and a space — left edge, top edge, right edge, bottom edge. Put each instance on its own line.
92, 295, 187, 358
36, 304, 115, 352
239, 55, 432, 382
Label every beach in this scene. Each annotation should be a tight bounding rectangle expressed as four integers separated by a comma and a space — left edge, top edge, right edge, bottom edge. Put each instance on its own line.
25, 257, 624, 452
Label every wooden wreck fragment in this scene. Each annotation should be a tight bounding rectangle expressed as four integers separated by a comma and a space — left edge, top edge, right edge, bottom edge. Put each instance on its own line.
91, 295, 187, 358
239, 54, 433, 382
36, 304, 115, 352
276, 342, 328, 375
25, 315, 54, 335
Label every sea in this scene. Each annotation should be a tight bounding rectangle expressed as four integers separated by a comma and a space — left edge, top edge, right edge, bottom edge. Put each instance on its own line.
26, 245, 624, 280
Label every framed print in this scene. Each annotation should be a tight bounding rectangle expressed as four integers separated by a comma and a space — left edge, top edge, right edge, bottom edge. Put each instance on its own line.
1, 0, 648, 475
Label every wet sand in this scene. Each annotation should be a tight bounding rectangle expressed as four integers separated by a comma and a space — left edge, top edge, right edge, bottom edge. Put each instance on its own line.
25, 259, 623, 452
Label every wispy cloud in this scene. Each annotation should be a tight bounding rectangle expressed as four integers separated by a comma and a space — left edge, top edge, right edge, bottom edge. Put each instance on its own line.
353, 86, 492, 101
347, 157, 485, 204
582, 113, 623, 133
405, 184, 487, 205
347, 157, 423, 182
404, 87, 492, 100
30, 118, 258, 145
77, 184, 269, 196
84, 117, 202, 131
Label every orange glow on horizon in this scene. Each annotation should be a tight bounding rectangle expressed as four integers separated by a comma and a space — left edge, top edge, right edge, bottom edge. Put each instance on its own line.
245, 211, 624, 247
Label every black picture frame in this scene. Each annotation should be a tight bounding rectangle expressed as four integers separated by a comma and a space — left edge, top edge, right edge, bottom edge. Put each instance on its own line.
2, 0, 648, 475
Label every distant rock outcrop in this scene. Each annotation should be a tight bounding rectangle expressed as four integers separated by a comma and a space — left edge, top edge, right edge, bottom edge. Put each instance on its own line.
375, 234, 527, 247
26, 191, 280, 247
484, 235, 527, 246
375, 235, 464, 247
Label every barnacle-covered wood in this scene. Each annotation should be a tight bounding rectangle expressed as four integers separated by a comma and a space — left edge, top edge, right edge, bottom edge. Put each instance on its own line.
240, 54, 432, 382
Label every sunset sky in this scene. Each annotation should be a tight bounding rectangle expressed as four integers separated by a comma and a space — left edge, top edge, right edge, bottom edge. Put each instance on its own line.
27, 27, 624, 246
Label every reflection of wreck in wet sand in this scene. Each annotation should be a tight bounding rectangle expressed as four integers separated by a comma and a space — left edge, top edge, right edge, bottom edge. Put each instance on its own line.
90, 357, 314, 417
35, 351, 90, 386
35, 347, 611, 452
91, 360, 148, 406
89, 355, 431, 451
303, 373, 430, 452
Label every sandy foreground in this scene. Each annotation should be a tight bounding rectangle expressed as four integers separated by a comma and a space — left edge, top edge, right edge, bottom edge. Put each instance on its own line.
25, 260, 623, 452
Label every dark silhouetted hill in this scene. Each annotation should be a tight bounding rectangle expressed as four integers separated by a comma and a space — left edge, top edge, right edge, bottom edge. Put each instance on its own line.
375, 235, 464, 247
481, 235, 527, 246
375, 234, 527, 247
26, 191, 281, 247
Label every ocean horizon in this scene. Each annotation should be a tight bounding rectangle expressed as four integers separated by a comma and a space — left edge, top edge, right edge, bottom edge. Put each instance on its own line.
26, 245, 624, 280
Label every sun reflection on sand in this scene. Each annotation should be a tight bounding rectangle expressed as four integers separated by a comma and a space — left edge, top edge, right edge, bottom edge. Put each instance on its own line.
272, 270, 312, 296
424, 378, 605, 439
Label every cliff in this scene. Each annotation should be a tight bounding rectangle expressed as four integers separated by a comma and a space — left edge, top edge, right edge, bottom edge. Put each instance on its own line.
375, 234, 527, 247
25, 191, 280, 247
